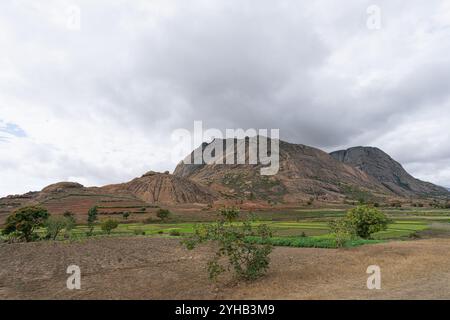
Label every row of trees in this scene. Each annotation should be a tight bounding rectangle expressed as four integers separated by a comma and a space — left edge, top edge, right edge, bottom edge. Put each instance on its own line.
2, 205, 173, 242
2, 206, 76, 242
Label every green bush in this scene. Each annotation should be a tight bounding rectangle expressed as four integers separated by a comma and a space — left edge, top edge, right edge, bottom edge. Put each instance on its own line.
156, 209, 171, 222
122, 212, 130, 220
344, 205, 390, 239
87, 206, 98, 236
183, 207, 273, 281
63, 211, 76, 230
133, 228, 146, 236
169, 230, 181, 236
328, 219, 352, 247
101, 219, 119, 234
45, 216, 67, 240
2, 206, 49, 242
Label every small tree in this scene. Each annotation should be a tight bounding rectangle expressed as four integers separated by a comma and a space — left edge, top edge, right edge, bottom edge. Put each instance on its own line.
156, 209, 171, 222
2, 206, 49, 242
344, 205, 390, 239
45, 216, 67, 240
63, 211, 76, 233
328, 219, 352, 247
101, 219, 119, 234
183, 207, 273, 281
122, 212, 130, 220
87, 206, 98, 236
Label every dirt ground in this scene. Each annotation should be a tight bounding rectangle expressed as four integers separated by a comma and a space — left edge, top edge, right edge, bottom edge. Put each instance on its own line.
0, 237, 449, 300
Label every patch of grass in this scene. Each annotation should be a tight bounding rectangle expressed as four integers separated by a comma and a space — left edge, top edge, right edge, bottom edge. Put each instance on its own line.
371, 221, 428, 240
246, 235, 383, 249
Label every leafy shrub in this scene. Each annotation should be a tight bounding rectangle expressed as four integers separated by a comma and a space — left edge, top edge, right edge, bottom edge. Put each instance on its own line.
2, 206, 49, 242
122, 212, 130, 220
344, 205, 390, 239
156, 209, 171, 222
183, 207, 273, 281
61, 212, 76, 238
63, 211, 76, 229
169, 230, 181, 236
101, 219, 119, 234
133, 228, 146, 236
328, 219, 352, 247
87, 206, 98, 236
45, 216, 68, 240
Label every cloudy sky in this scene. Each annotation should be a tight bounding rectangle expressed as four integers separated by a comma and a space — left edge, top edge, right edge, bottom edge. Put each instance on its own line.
1, 0, 450, 196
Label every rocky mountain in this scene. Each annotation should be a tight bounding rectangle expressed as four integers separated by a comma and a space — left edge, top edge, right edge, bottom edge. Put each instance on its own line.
330, 147, 448, 197
100, 171, 216, 204
1, 138, 448, 221
0, 172, 215, 223
174, 138, 394, 204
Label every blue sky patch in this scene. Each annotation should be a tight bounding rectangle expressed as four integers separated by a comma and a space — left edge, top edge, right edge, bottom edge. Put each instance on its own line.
0, 121, 27, 141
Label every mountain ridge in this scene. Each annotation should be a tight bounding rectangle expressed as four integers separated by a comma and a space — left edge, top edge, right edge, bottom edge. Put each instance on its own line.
1, 138, 448, 222
330, 146, 448, 197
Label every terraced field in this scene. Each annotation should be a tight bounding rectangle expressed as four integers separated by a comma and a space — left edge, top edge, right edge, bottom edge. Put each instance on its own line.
20, 219, 431, 249
2, 207, 449, 248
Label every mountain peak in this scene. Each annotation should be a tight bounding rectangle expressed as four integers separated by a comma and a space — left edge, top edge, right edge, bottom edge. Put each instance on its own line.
330, 147, 448, 197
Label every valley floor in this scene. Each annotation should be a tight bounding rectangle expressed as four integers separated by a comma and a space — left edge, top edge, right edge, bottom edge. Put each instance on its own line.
1, 237, 449, 299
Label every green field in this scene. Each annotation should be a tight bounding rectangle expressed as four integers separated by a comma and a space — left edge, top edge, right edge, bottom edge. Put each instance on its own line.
2, 207, 448, 248
26, 218, 429, 247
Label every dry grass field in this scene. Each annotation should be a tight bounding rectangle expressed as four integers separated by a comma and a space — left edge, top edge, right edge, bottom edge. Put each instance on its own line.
1, 237, 449, 300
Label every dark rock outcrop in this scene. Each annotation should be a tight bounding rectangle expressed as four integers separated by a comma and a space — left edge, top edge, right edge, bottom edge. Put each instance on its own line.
330, 147, 448, 197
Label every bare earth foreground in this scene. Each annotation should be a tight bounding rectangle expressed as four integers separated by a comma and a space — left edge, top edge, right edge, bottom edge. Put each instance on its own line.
0, 237, 449, 299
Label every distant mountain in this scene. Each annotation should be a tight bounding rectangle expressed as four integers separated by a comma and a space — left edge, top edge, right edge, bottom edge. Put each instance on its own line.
0, 172, 215, 223
100, 171, 216, 204
174, 138, 392, 204
330, 147, 448, 197
1, 138, 448, 222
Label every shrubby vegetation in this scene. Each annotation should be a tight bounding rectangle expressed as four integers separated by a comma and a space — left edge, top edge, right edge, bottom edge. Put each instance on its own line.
45, 216, 68, 240
328, 219, 352, 247
183, 207, 273, 281
87, 206, 98, 236
2, 206, 49, 242
156, 208, 171, 222
63, 211, 76, 237
101, 219, 119, 234
247, 235, 382, 248
329, 205, 390, 243
2, 207, 81, 242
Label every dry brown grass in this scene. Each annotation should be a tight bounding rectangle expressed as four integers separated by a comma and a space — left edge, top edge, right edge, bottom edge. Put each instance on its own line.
0, 237, 449, 299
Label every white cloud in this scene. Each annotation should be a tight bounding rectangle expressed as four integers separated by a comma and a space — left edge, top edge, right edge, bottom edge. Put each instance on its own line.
1, 0, 450, 196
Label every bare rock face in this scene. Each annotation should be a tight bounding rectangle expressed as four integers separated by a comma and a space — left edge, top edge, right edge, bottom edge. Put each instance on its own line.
2, 139, 448, 222
174, 138, 392, 203
0, 173, 215, 223
102, 172, 216, 204
330, 147, 449, 197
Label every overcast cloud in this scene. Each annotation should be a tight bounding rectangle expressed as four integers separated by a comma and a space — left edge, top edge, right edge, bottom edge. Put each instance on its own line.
1, 0, 450, 196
